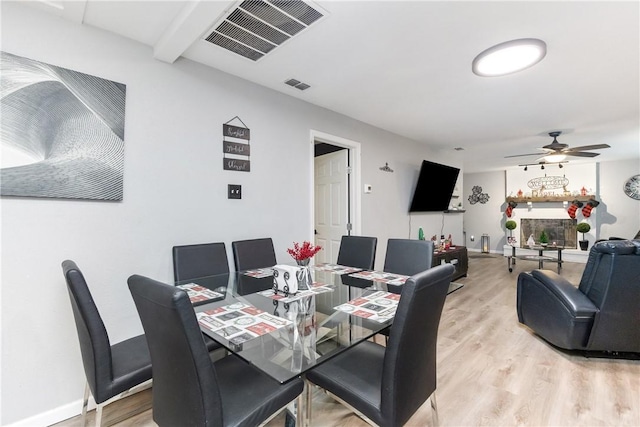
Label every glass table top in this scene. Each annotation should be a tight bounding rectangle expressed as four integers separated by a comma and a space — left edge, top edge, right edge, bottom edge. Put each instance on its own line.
174, 265, 405, 383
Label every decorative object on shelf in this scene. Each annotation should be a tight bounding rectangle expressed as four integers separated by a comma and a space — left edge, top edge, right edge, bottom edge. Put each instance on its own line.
526, 175, 570, 198
539, 230, 549, 246
1, 52, 126, 201
623, 174, 640, 200
576, 222, 591, 251
581, 198, 600, 218
379, 162, 394, 173
505, 201, 518, 217
580, 186, 588, 196
517, 189, 523, 197
418, 227, 425, 240
567, 200, 584, 219
527, 234, 536, 248
223, 116, 251, 172
468, 185, 490, 204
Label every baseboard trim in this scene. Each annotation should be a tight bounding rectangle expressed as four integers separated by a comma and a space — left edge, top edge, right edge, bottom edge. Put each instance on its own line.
5, 399, 82, 427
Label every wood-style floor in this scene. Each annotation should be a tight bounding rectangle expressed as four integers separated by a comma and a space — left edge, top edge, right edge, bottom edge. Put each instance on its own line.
53, 255, 640, 427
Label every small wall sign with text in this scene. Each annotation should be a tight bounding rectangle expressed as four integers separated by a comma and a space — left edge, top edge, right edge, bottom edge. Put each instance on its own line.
223, 117, 250, 172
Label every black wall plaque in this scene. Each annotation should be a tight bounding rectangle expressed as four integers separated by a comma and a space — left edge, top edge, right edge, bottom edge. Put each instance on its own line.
224, 141, 251, 156
223, 158, 250, 172
223, 124, 250, 140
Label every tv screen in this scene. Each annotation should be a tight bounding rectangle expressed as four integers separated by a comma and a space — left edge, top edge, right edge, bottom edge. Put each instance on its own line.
409, 160, 460, 212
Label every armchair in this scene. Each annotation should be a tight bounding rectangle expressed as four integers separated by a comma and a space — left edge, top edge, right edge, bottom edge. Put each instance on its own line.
517, 239, 640, 354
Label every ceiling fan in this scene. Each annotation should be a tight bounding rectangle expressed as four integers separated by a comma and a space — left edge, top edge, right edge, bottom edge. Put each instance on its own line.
505, 131, 611, 161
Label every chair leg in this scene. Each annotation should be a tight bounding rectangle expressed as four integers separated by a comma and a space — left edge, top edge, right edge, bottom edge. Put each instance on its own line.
305, 379, 313, 424
95, 403, 103, 427
81, 382, 90, 427
430, 392, 439, 427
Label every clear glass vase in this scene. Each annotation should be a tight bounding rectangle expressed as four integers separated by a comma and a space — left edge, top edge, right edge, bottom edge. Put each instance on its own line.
296, 259, 312, 290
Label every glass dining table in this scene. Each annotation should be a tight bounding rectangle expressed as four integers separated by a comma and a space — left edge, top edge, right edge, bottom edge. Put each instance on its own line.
174, 264, 407, 426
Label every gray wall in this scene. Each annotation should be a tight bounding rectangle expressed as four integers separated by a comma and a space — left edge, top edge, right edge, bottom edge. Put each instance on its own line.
1, 3, 461, 424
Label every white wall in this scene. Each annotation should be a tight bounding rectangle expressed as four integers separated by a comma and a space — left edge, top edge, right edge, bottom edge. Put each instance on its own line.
598, 159, 640, 239
0, 4, 461, 424
462, 170, 506, 252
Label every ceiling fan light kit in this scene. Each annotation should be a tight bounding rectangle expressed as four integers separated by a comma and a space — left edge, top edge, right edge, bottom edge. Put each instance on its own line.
472, 38, 547, 77
507, 131, 611, 165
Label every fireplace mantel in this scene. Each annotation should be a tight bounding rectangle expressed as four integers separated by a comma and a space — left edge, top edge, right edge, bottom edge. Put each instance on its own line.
506, 195, 595, 203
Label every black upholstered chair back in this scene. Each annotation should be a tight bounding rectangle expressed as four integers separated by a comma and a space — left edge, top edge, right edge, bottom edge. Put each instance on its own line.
381, 263, 454, 426
128, 275, 223, 427
336, 235, 377, 270
173, 242, 230, 281
577, 240, 640, 350
383, 239, 434, 276
232, 238, 277, 271
63, 260, 113, 403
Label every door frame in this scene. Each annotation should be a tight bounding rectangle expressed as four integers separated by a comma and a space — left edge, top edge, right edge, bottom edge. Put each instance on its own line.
310, 130, 362, 242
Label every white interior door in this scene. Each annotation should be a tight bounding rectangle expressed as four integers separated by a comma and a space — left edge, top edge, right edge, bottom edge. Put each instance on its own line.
314, 149, 349, 264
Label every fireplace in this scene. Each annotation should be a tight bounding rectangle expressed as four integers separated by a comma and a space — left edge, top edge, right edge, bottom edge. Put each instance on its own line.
519, 219, 577, 249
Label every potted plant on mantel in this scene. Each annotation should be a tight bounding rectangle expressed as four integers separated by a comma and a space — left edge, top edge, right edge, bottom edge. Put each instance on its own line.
577, 222, 591, 251
505, 220, 517, 246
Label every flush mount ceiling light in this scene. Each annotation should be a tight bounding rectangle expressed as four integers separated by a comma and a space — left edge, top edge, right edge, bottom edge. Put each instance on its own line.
472, 38, 546, 77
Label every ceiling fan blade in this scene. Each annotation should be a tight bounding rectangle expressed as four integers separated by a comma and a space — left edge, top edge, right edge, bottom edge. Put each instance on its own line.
564, 144, 611, 152
565, 152, 600, 158
504, 152, 545, 158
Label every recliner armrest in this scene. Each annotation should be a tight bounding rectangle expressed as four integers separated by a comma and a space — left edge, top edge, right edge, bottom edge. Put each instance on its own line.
530, 270, 597, 317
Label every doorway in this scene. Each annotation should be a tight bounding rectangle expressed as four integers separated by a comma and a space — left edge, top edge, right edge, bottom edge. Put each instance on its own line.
311, 130, 361, 265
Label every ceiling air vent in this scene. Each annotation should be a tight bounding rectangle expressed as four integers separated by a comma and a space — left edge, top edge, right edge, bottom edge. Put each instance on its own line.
204, 0, 326, 61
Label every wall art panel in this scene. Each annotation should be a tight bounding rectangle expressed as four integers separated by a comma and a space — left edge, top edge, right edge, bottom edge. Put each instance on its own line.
1, 51, 126, 200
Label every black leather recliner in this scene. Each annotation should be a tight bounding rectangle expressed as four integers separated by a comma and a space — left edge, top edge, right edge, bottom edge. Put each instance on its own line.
517, 239, 640, 354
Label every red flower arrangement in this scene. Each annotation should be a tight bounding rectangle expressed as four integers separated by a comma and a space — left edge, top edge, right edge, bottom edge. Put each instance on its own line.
287, 241, 322, 261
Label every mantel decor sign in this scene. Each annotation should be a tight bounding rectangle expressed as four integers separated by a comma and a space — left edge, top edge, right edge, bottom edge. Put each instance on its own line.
0, 51, 126, 201
223, 116, 250, 172
527, 175, 570, 197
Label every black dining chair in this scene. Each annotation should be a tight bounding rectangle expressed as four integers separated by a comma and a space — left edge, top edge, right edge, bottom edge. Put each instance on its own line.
306, 263, 455, 427
383, 238, 434, 276
172, 242, 230, 281
62, 260, 153, 427
127, 274, 305, 427
232, 237, 277, 271
172, 243, 227, 353
336, 235, 377, 270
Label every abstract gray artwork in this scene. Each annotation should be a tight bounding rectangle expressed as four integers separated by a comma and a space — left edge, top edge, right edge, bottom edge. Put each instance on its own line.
1, 51, 125, 201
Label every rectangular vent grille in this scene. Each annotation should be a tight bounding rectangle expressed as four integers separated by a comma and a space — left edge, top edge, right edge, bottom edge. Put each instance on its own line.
204, 0, 325, 61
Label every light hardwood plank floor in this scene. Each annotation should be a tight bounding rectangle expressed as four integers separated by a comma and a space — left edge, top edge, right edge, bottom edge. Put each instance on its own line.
53, 255, 640, 427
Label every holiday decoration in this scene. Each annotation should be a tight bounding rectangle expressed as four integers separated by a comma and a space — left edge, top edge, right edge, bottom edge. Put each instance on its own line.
567, 200, 583, 219
505, 201, 518, 218
581, 199, 600, 218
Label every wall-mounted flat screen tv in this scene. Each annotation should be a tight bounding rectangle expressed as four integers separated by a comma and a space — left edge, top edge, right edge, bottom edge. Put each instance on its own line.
409, 160, 460, 212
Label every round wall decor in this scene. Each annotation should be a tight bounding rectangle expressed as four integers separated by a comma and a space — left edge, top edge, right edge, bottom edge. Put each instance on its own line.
623, 174, 640, 200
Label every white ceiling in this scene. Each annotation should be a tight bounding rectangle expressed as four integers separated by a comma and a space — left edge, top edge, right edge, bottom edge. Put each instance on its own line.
27, 0, 640, 173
